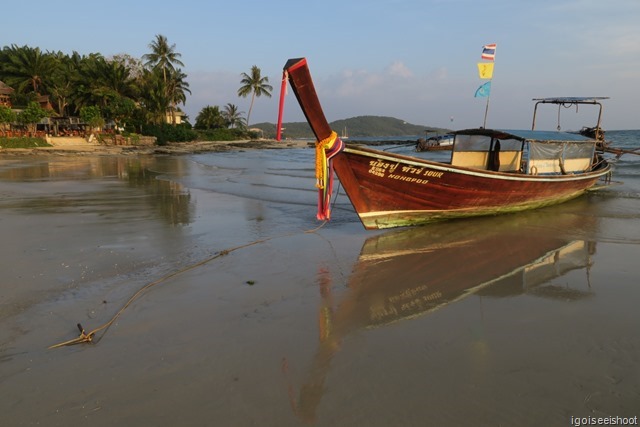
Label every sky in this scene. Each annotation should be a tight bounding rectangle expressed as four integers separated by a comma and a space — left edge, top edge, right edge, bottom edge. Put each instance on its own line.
2, 0, 639, 130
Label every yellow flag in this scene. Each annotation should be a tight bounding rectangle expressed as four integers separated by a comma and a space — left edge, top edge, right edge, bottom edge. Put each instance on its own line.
477, 62, 494, 79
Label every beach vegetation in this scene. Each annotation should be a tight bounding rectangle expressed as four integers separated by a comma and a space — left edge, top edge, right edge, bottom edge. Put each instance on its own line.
195, 105, 225, 130
0, 105, 16, 132
142, 35, 185, 85
141, 123, 197, 145
0, 38, 271, 145
222, 103, 246, 129
0, 44, 56, 94
237, 65, 273, 126
17, 101, 49, 133
79, 106, 105, 130
142, 35, 189, 126
197, 127, 256, 142
0, 136, 51, 148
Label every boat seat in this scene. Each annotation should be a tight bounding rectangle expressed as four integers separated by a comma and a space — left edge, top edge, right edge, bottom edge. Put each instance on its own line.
451, 151, 522, 172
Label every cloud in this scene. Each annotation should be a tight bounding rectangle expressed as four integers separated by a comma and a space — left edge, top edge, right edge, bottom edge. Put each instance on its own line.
387, 61, 414, 78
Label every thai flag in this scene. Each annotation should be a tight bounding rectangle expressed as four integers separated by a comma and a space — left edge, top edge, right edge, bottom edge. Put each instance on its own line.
481, 43, 496, 61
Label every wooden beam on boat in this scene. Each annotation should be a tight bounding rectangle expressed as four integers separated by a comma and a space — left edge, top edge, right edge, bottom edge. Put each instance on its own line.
604, 146, 640, 158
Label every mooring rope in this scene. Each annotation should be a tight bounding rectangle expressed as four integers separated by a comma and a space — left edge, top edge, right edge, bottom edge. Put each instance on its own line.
48, 221, 331, 349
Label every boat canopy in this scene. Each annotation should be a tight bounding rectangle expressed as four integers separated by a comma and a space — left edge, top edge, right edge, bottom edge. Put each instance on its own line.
532, 97, 609, 104
451, 128, 597, 174
454, 128, 593, 143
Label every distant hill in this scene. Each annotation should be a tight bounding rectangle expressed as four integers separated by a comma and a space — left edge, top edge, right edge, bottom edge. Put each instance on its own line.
252, 116, 451, 139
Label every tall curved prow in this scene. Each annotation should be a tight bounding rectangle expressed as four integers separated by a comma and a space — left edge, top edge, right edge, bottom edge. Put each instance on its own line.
277, 58, 345, 221
277, 58, 333, 142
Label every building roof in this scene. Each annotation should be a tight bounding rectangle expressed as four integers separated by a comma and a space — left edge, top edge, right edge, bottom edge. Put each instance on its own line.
0, 81, 15, 95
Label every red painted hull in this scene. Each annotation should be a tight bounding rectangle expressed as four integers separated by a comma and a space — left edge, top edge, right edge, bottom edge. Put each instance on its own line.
276, 57, 612, 230
333, 145, 611, 229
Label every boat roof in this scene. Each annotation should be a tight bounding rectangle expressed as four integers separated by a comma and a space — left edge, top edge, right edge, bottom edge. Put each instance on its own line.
532, 97, 609, 104
454, 128, 594, 143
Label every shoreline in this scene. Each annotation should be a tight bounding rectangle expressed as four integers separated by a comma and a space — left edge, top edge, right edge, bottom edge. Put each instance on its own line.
0, 138, 314, 156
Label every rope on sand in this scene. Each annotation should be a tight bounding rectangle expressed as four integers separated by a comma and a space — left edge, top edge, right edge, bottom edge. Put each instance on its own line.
48, 221, 330, 349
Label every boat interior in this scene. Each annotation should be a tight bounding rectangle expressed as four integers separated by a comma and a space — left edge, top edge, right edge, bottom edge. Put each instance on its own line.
450, 130, 599, 175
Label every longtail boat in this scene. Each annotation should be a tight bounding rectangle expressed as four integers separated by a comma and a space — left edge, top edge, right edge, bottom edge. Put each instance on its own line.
276, 57, 614, 230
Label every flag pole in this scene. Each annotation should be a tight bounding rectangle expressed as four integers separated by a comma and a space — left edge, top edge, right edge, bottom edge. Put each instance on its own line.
483, 92, 490, 128
477, 43, 496, 128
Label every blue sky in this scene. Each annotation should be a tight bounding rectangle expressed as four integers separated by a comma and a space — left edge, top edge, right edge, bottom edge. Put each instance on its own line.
2, 0, 639, 130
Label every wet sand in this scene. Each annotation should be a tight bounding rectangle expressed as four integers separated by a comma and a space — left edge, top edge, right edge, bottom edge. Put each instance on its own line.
1, 151, 639, 426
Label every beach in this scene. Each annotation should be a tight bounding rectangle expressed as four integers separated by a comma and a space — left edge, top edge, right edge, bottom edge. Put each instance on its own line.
1, 138, 639, 426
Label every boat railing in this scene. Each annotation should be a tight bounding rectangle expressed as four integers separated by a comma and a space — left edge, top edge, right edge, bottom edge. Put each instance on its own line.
531, 97, 608, 133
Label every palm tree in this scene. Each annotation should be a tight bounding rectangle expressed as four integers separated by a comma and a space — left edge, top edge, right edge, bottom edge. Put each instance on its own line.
138, 68, 170, 125
237, 65, 272, 126
0, 44, 56, 95
222, 103, 245, 129
142, 35, 185, 84
195, 105, 224, 130
71, 54, 137, 115
142, 35, 188, 125
165, 68, 191, 124
48, 51, 78, 116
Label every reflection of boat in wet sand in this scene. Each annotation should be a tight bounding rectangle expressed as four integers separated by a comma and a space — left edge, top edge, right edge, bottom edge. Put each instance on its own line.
286, 210, 596, 422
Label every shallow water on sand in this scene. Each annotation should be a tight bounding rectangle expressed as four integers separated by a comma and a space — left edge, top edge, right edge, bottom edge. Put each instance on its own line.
1, 134, 639, 427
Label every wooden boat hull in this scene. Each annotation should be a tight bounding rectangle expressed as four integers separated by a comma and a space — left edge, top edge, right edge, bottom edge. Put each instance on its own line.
333, 145, 611, 229
276, 57, 613, 230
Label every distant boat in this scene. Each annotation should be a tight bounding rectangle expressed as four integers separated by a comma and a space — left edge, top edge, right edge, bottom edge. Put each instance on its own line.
341, 126, 349, 140
416, 133, 454, 151
276, 57, 614, 230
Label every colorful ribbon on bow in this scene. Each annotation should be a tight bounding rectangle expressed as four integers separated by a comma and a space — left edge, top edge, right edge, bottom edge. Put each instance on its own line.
315, 131, 344, 220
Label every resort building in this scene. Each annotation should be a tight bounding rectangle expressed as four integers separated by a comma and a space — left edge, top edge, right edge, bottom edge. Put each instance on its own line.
0, 81, 14, 107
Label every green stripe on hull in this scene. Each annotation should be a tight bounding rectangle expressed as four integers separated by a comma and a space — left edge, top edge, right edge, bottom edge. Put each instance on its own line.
359, 191, 587, 229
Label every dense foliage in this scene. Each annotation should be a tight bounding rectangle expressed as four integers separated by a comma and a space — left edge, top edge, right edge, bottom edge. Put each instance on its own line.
16, 102, 49, 132
196, 128, 258, 142
140, 123, 197, 145
0, 41, 191, 131
0, 105, 17, 130
0, 39, 272, 144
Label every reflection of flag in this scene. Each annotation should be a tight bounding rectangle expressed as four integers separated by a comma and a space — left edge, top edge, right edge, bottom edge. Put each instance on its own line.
475, 81, 491, 98
477, 62, 494, 79
481, 43, 497, 61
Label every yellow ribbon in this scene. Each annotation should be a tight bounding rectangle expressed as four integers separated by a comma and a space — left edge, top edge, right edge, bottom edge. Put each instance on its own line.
315, 131, 338, 189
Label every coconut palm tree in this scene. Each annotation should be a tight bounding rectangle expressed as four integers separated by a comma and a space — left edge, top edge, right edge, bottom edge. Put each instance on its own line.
142, 35, 185, 84
71, 54, 137, 115
142, 35, 188, 125
138, 68, 170, 125
195, 105, 225, 130
237, 65, 272, 126
165, 68, 191, 124
222, 103, 245, 129
48, 51, 78, 116
0, 44, 56, 95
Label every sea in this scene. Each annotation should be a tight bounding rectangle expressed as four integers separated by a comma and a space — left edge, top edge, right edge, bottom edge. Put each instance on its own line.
0, 130, 638, 426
